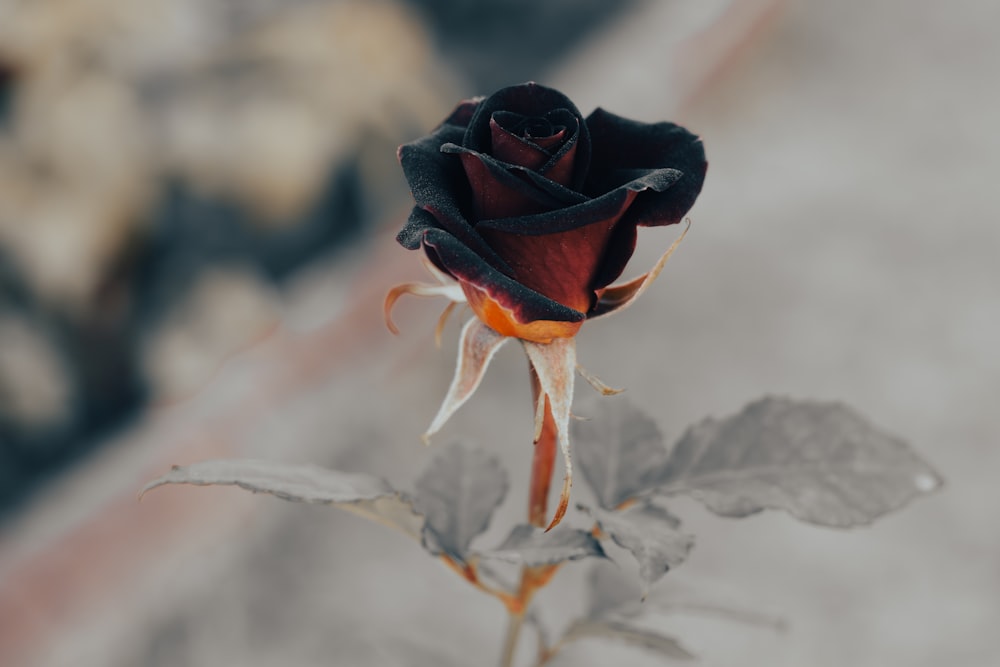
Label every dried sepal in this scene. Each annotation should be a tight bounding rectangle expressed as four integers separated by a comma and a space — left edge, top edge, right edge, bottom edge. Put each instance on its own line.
423, 318, 508, 444
522, 336, 577, 531
577, 363, 624, 396
434, 301, 460, 348
384, 280, 466, 334
590, 219, 690, 319
384, 257, 466, 335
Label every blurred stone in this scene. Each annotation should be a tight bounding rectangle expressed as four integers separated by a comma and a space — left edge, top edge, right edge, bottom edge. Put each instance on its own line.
0, 0, 459, 509
159, 0, 455, 224
0, 312, 73, 434
0, 62, 152, 308
141, 265, 279, 402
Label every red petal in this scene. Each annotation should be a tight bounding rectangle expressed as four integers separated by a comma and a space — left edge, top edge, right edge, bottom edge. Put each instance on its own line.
420, 228, 585, 343
590, 220, 690, 319
460, 282, 582, 343
458, 151, 555, 220
479, 190, 639, 313
489, 116, 561, 171
540, 137, 577, 188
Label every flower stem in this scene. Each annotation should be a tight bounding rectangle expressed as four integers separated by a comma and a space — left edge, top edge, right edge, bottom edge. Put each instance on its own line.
498, 363, 565, 666
499, 611, 526, 667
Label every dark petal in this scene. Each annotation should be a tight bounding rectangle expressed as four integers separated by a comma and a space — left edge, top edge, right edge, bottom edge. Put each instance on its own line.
584, 108, 707, 227
421, 228, 585, 325
479, 208, 625, 313
457, 148, 560, 219
589, 221, 637, 292
442, 143, 587, 210
489, 109, 580, 188
396, 206, 437, 250
477, 168, 684, 304
438, 98, 483, 129
587, 168, 686, 289
476, 186, 646, 312
492, 110, 565, 145
476, 167, 679, 236
537, 109, 580, 187
398, 124, 509, 270
464, 83, 591, 191
490, 114, 560, 171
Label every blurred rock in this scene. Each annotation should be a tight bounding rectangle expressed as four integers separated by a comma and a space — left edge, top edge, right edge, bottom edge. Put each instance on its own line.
157, 0, 453, 224
0, 0, 459, 511
141, 265, 279, 403
0, 67, 152, 309
0, 312, 73, 436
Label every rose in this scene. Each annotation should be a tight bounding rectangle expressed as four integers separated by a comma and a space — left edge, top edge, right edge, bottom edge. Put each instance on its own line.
395, 82, 706, 344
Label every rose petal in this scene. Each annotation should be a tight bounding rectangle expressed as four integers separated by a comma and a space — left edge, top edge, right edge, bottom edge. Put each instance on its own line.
490, 109, 581, 188
583, 166, 685, 290
464, 83, 591, 191
584, 108, 707, 227
462, 166, 685, 304
490, 114, 558, 171
421, 228, 585, 343
398, 133, 511, 271
453, 148, 564, 220
439, 98, 482, 129
476, 168, 679, 236
478, 206, 629, 313
536, 109, 580, 187
442, 144, 587, 208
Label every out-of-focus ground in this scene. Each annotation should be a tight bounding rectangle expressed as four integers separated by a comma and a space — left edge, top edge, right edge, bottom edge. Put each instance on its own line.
1, 0, 998, 665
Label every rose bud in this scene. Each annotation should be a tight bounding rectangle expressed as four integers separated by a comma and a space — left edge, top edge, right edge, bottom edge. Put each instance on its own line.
392, 82, 706, 344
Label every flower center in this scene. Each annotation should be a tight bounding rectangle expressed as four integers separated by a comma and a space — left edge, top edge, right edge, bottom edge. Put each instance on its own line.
492, 111, 567, 152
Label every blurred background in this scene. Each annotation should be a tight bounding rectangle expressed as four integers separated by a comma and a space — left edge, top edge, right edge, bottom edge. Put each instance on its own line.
0, 0, 997, 665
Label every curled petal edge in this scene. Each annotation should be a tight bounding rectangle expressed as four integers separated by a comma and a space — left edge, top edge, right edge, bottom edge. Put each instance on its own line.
590, 219, 691, 319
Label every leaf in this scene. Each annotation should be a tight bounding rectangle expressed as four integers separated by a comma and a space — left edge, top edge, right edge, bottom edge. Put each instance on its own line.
581, 501, 694, 591
413, 443, 508, 562
560, 619, 695, 661
140, 459, 424, 540
658, 397, 944, 527
478, 524, 606, 567
573, 396, 671, 510
585, 561, 644, 620
585, 562, 786, 631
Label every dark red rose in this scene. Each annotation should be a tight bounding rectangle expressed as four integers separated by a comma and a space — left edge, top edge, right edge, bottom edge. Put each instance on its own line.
396, 82, 706, 343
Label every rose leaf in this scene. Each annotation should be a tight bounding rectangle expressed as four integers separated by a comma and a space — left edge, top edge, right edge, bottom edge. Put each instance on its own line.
657, 397, 943, 527
572, 396, 672, 510
585, 561, 645, 620
581, 501, 694, 592
413, 442, 508, 563
141, 459, 424, 540
477, 523, 606, 567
